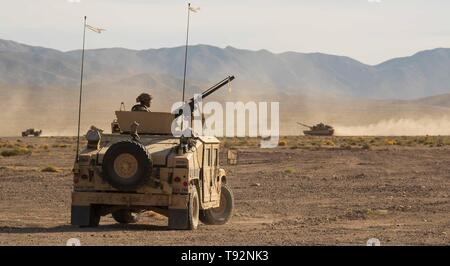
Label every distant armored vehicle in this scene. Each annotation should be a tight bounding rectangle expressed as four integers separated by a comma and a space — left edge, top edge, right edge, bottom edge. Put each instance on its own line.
22, 129, 42, 137
298, 122, 334, 136
71, 76, 236, 230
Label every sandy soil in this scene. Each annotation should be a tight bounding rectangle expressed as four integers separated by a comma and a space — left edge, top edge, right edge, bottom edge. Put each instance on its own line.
0, 137, 449, 246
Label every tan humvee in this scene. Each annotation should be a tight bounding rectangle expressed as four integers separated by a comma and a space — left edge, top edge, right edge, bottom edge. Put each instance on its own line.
71, 77, 235, 230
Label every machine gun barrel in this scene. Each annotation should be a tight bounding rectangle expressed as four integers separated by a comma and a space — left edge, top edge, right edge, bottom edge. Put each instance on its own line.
176, 76, 235, 117
297, 122, 312, 129
187, 75, 235, 111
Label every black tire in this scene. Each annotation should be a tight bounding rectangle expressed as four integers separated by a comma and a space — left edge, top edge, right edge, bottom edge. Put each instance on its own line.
188, 184, 200, 230
112, 209, 140, 224
102, 141, 152, 191
200, 183, 234, 225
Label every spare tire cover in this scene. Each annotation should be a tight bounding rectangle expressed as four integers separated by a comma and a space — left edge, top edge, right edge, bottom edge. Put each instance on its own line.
102, 140, 152, 191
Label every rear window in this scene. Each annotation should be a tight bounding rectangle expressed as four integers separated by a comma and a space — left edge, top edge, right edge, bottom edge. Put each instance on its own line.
205, 148, 211, 166
213, 149, 218, 166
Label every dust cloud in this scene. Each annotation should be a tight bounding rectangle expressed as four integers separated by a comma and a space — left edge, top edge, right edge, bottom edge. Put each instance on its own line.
335, 117, 450, 136
3, 87, 450, 137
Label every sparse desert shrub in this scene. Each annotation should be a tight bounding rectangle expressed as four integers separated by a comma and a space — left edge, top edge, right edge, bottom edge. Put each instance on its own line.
343, 209, 369, 220
284, 168, 295, 174
40, 145, 49, 150
361, 143, 371, 150
1, 147, 32, 157
52, 144, 68, 148
405, 140, 415, 146
278, 140, 287, 147
423, 138, 436, 146
419, 137, 437, 146
340, 144, 352, 150
386, 139, 397, 146
322, 140, 335, 147
41, 166, 59, 173
442, 137, 450, 146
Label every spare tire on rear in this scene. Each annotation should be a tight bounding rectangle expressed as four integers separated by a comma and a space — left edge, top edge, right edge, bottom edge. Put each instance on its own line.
102, 140, 152, 191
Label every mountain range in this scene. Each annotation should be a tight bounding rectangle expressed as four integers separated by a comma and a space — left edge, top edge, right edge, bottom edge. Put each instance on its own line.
2, 39, 450, 100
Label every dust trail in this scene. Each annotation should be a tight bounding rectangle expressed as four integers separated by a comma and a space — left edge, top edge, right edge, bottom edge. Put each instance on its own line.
40, 131, 77, 137
335, 117, 450, 136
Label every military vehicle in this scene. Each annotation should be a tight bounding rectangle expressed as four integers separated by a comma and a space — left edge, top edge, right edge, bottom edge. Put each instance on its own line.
21, 128, 42, 137
298, 122, 334, 136
71, 76, 236, 230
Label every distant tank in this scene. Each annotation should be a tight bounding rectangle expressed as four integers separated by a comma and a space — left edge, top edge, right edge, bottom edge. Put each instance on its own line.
297, 122, 334, 136
22, 128, 42, 137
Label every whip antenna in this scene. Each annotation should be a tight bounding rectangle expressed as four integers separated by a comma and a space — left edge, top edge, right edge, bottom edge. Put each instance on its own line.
75, 16, 87, 163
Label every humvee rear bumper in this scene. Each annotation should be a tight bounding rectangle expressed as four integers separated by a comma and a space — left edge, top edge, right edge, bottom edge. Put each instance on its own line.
71, 191, 189, 208
71, 191, 193, 229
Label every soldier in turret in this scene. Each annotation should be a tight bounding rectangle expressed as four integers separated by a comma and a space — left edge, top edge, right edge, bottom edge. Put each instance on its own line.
132, 93, 152, 112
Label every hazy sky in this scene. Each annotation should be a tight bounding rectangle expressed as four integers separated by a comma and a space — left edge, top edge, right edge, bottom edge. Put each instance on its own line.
1, 0, 450, 65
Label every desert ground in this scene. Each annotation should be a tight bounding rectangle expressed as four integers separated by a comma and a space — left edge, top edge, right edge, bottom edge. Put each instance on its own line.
0, 136, 449, 246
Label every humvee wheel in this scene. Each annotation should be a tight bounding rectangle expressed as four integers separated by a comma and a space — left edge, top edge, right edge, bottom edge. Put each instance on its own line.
188, 184, 200, 230
112, 209, 140, 224
102, 141, 153, 191
200, 183, 234, 225
168, 183, 199, 230
87, 213, 101, 227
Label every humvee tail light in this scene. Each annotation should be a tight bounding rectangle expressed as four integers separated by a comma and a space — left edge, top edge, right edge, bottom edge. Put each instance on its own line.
174, 176, 181, 183
183, 181, 188, 187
